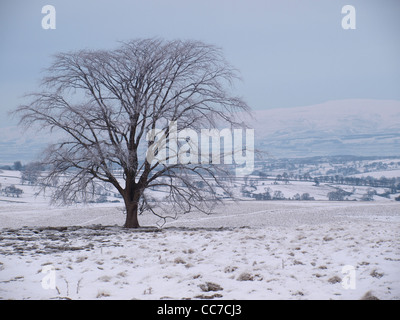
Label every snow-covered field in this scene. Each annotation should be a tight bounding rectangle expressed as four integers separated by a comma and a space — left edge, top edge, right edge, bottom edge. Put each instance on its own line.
351, 170, 400, 179
0, 200, 399, 300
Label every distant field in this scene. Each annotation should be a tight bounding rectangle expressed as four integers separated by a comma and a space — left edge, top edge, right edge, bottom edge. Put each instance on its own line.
1, 169, 399, 210
351, 170, 400, 179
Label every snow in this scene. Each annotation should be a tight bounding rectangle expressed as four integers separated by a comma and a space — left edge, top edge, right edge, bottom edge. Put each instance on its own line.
0, 169, 399, 300
0, 200, 399, 300
249, 99, 400, 137
245, 99, 400, 158
351, 170, 400, 179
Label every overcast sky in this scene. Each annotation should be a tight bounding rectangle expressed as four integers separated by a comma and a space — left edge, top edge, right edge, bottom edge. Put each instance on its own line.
0, 0, 399, 129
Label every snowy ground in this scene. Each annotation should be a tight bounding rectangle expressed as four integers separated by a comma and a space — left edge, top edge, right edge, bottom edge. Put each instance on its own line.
0, 201, 399, 300
351, 169, 400, 179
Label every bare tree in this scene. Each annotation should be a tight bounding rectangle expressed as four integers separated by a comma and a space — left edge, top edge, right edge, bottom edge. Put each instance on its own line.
21, 161, 44, 185
15, 38, 250, 228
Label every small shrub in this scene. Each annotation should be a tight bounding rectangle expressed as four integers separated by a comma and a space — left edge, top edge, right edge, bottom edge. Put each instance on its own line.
98, 275, 112, 282
195, 293, 223, 299
117, 271, 128, 278
174, 257, 186, 264
237, 272, 254, 281
143, 287, 153, 295
75, 256, 88, 263
360, 291, 379, 300
224, 266, 238, 273
96, 290, 110, 298
370, 269, 384, 279
328, 276, 342, 284
199, 282, 223, 292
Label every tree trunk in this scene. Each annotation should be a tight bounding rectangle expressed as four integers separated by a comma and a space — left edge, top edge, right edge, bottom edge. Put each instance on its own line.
124, 200, 140, 228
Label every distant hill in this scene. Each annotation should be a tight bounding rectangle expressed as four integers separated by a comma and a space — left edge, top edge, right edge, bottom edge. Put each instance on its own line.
248, 99, 400, 158
1, 99, 399, 164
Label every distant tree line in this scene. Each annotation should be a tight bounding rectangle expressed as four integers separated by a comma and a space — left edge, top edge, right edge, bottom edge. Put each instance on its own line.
251, 170, 400, 194
0, 161, 23, 171
314, 175, 399, 193
0, 184, 23, 198
20, 162, 45, 185
241, 185, 315, 201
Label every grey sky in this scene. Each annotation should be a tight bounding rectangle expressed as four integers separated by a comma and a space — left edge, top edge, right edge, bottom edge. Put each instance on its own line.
0, 0, 399, 129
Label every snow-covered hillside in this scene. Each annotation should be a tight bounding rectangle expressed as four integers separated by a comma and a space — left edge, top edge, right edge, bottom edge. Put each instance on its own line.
248, 99, 400, 158
2, 99, 399, 164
